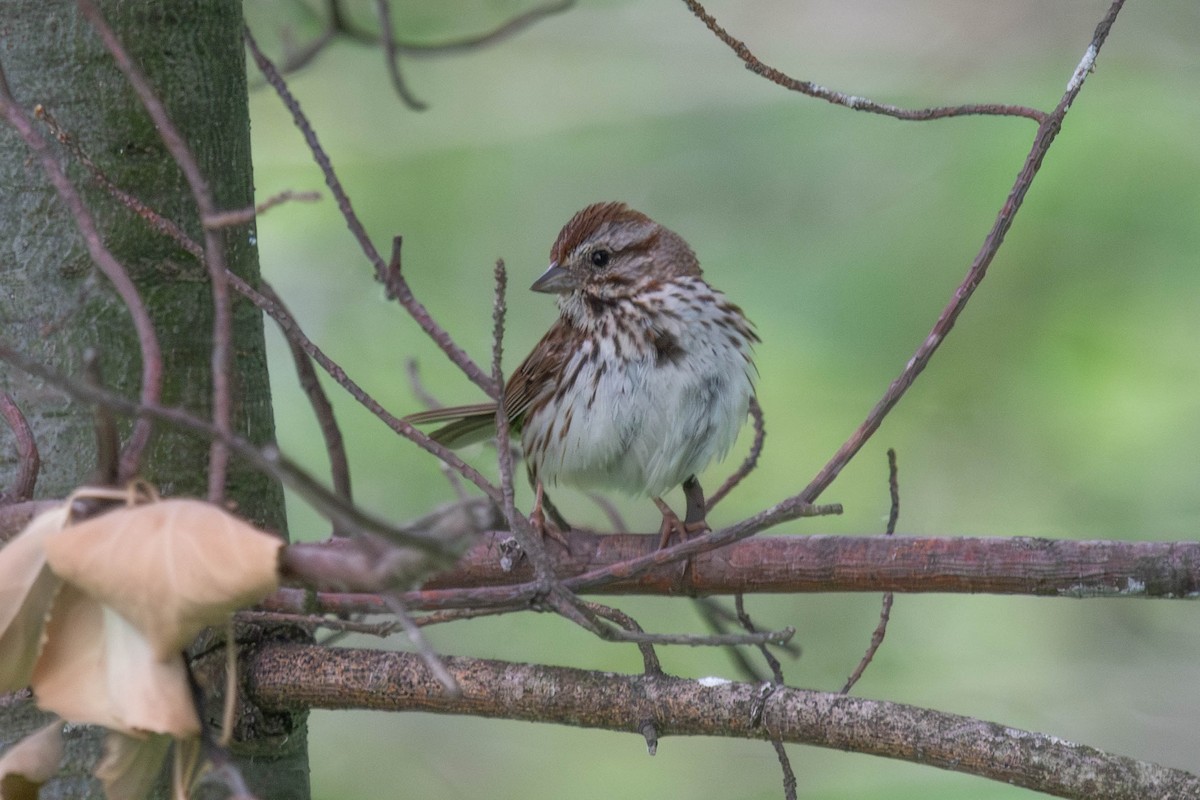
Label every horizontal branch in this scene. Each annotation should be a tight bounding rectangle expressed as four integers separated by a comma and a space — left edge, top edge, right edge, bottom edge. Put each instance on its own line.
268, 533, 1200, 614
246, 642, 1200, 800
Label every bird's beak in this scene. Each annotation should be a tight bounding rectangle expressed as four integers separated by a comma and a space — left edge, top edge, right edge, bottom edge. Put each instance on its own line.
530, 263, 576, 294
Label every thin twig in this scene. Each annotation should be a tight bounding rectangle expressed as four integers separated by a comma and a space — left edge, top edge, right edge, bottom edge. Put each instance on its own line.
244, 27, 497, 398
0, 342, 461, 559
390, 0, 575, 57
23, 114, 495, 511
381, 594, 459, 696
238, 610, 405, 637
734, 594, 786, 684
79, 0, 234, 499
841, 449, 899, 694
585, 492, 628, 533
406, 368, 473, 497
256, 281, 353, 523
572, 0, 1130, 588
404, 358, 442, 409
223, 271, 503, 506
204, 190, 322, 229
271, 0, 348, 74
707, 394, 765, 510
769, 737, 798, 800
0, 61, 163, 482
682, 0, 1047, 124
791, 0, 1126, 514
596, 625, 793, 648
271, 0, 574, 74
0, 392, 39, 502
489, 260, 554, 583
374, 0, 427, 110
579, 601, 661, 675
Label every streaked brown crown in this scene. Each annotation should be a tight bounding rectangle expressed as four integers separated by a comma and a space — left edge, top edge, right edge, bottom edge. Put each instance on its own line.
550, 202, 652, 265
548, 202, 702, 296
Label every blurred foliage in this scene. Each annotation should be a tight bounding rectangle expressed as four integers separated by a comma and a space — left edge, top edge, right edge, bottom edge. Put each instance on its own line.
243, 1, 1200, 798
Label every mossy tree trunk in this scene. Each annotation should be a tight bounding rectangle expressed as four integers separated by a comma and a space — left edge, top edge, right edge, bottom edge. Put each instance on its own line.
0, 1, 307, 797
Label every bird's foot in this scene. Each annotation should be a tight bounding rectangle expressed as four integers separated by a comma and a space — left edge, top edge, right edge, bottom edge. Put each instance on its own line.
653, 497, 709, 549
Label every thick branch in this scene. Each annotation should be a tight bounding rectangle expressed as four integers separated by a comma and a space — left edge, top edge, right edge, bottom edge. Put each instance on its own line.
268, 533, 1200, 613
247, 643, 1200, 800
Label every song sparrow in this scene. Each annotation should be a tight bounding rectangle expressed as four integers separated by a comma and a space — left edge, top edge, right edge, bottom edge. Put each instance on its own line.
406, 202, 758, 547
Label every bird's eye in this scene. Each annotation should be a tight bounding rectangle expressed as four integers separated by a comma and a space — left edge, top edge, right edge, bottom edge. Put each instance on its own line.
590, 249, 611, 268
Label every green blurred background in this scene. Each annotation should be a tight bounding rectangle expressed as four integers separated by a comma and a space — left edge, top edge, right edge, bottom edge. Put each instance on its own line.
243, 1, 1200, 797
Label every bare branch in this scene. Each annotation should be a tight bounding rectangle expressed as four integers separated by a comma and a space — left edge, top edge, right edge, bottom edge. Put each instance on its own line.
788, 0, 1127, 516
380, 594, 459, 696
490, 259, 558, 585
243, 27, 498, 398
223, 272, 504, 506
682, 0, 1047, 124
390, 1, 575, 57
579, 0, 1132, 589
388, 531, 1199, 611
249, 643, 1200, 800
270, 0, 574, 75
0, 342, 460, 560
734, 594, 785, 685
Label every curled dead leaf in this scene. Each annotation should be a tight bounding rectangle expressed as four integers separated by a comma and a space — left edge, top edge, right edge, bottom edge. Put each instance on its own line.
0, 505, 68, 691
31, 585, 200, 737
43, 499, 282, 659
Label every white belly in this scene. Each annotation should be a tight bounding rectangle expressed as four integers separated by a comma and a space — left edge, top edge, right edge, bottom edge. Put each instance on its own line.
522, 284, 756, 498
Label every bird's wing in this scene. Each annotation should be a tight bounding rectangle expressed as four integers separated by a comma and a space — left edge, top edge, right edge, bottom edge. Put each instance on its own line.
403, 319, 576, 449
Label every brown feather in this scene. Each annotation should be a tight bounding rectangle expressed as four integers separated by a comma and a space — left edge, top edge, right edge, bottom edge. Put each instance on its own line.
404, 317, 576, 449
549, 202, 651, 265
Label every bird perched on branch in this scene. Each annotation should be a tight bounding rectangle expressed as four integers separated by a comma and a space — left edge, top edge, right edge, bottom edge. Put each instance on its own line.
406, 202, 758, 547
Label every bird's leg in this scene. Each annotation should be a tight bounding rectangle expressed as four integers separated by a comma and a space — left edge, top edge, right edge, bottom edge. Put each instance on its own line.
654, 476, 710, 549
652, 497, 685, 549
682, 475, 707, 530
531, 480, 569, 547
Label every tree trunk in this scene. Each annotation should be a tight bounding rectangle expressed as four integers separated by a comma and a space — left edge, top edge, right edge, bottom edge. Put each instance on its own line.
0, 1, 307, 797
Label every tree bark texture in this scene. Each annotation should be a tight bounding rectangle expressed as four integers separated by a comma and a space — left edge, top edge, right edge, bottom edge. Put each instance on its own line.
0, 1, 303, 798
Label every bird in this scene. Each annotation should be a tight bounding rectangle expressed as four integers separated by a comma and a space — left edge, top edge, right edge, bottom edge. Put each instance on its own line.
406, 201, 758, 547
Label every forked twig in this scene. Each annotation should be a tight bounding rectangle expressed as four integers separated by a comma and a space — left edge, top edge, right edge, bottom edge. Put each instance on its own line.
271, 0, 574, 75
0, 342, 461, 559
243, 26, 498, 399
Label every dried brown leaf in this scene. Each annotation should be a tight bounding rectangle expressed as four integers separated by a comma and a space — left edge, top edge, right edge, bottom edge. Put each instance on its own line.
31, 585, 200, 737
44, 499, 282, 658
0, 720, 64, 800
0, 505, 68, 690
